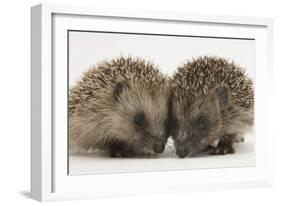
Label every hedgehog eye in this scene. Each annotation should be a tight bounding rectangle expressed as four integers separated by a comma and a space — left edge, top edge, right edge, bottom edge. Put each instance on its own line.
134, 112, 145, 126
197, 116, 208, 130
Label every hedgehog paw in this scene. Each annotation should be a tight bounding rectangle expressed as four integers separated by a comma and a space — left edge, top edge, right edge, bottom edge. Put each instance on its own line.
109, 142, 135, 158
208, 139, 235, 155
120, 148, 136, 157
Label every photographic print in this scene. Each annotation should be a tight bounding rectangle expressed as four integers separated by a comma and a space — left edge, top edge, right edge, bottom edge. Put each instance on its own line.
68, 30, 255, 175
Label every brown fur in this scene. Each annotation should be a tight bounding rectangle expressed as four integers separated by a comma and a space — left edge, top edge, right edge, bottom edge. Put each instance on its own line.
170, 56, 254, 157
69, 57, 171, 157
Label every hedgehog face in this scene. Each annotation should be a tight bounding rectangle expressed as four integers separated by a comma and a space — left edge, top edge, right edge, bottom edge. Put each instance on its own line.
171, 86, 228, 157
111, 80, 171, 155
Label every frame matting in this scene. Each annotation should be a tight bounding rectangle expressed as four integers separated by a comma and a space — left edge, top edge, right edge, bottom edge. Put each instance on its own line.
31, 3, 274, 201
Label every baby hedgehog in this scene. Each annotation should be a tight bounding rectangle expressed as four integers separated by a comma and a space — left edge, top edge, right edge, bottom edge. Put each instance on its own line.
69, 57, 171, 157
170, 56, 254, 158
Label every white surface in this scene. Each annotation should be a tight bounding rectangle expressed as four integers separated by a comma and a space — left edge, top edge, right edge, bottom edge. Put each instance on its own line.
1, 0, 281, 206
69, 136, 254, 175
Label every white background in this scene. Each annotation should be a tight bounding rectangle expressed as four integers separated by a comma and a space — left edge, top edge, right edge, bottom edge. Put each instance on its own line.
69, 31, 254, 86
68, 31, 255, 175
0, 0, 280, 205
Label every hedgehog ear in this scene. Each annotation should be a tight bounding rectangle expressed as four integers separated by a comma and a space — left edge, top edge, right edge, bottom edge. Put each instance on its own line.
215, 86, 228, 112
113, 80, 130, 102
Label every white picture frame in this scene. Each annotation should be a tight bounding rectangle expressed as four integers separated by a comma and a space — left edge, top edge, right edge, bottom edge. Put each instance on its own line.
31, 3, 274, 202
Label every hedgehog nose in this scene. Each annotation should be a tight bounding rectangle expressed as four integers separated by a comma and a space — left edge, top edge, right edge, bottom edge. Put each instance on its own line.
153, 143, 165, 153
176, 147, 188, 158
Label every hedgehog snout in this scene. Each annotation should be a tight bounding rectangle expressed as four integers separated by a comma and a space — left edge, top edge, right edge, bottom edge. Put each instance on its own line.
153, 142, 165, 153
147, 131, 167, 153
175, 138, 204, 158
176, 145, 188, 158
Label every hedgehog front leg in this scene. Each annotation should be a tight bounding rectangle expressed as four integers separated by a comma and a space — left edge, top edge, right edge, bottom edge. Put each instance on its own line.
209, 134, 236, 155
108, 141, 135, 158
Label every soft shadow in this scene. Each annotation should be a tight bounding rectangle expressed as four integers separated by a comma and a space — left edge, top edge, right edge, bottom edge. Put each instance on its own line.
18, 190, 31, 198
